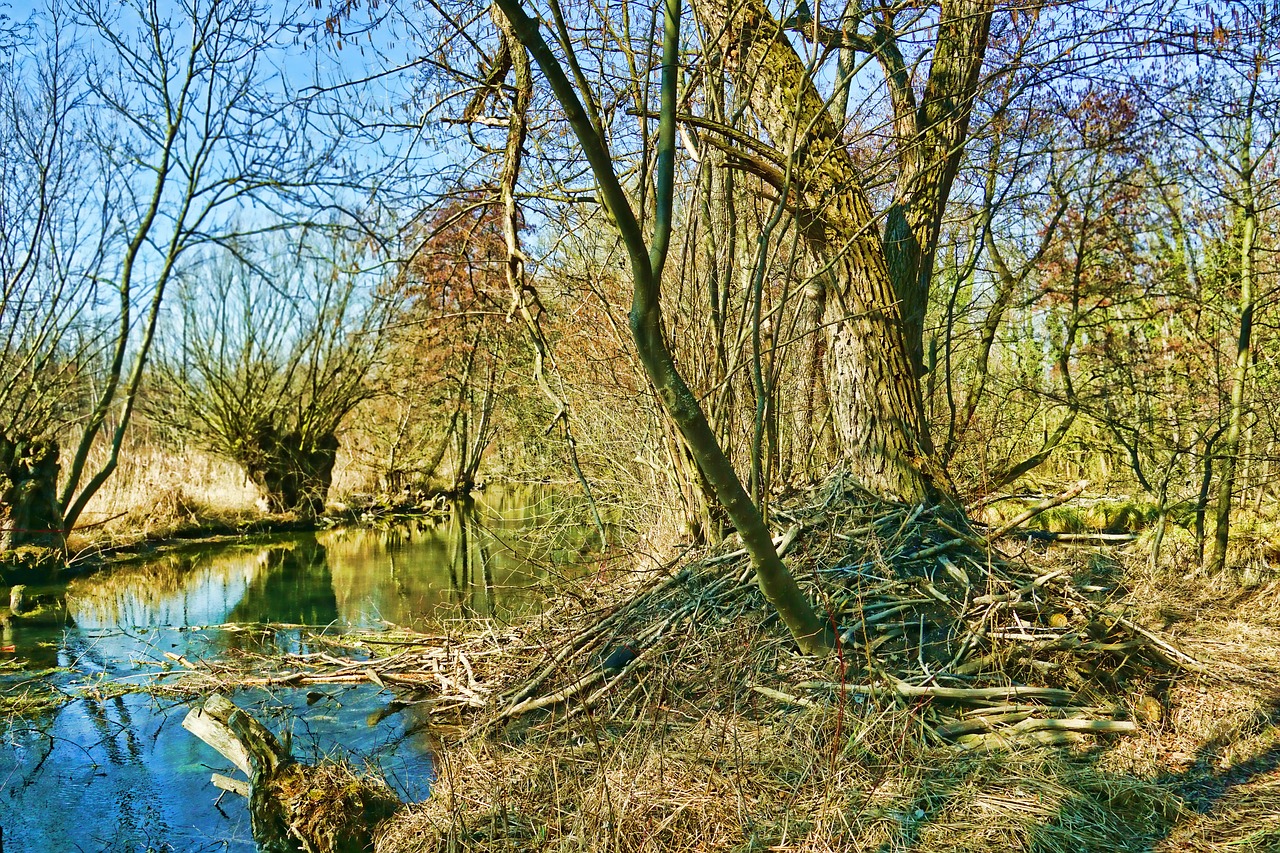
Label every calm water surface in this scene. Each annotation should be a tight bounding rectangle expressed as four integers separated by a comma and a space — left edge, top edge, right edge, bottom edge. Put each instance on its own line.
0, 489, 595, 851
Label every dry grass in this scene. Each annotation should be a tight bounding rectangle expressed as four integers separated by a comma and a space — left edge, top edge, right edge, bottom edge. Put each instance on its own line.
273, 760, 401, 853
76, 440, 261, 521
67, 439, 264, 550
58, 472, 1279, 852
359, 484, 1280, 853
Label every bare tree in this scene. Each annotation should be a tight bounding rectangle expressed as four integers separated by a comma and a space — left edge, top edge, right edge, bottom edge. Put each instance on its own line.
0, 5, 110, 548
152, 233, 390, 516
50, 0, 355, 533
1148, 2, 1280, 574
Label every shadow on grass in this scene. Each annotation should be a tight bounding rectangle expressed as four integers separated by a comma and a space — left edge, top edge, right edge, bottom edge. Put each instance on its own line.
868, 696, 1280, 853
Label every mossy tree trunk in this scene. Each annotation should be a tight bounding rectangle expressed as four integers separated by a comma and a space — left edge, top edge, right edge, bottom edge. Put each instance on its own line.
701, 0, 984, 503
493, 0, 835, 654
0, 436, 65, 552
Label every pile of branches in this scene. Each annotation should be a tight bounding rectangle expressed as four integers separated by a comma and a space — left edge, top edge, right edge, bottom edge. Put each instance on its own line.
161, 476, 1204, 753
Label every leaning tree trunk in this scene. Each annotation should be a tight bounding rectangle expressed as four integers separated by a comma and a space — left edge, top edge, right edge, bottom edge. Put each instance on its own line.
493, 0, 835, 654
702, 0, 949, 503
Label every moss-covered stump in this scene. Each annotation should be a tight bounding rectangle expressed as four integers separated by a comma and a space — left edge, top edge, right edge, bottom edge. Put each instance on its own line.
184, 693, 402, 853
0, 436, 65, 551
272, 762, 401, 853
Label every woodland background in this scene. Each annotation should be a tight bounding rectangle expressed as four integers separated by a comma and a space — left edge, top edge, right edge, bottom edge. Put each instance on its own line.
0, 0, 1275, 583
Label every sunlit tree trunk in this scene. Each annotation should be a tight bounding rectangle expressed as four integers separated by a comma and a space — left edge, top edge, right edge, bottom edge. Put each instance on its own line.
1205, 189, 1257, 575
493, 0, 834, 653
879, 0, 994, 376
701, 0, 966, 503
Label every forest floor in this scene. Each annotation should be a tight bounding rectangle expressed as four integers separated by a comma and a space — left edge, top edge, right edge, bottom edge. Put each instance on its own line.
168, 475, 1280, 853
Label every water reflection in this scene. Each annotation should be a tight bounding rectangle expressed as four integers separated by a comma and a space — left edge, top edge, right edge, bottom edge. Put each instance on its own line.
226, 537, 340, 627
0, 487, 592, 851
1, 686, 434, 852
324, 497, 552, 627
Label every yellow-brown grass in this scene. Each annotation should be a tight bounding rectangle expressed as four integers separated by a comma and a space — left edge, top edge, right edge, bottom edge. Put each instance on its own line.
367, 513, 1280, 853
69, 439, 263, 548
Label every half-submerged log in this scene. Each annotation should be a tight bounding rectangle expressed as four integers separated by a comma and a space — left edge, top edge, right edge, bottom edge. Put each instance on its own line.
183, 693, 401, 853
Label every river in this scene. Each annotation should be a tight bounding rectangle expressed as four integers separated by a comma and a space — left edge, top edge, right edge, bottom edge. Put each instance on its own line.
0, 488, 597, 851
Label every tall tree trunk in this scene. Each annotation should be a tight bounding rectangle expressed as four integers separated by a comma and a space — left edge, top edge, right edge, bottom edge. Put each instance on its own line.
878, 0, 995, 375
701, 0, 952, 503
1205, 194, 1257, 575
494, 0, 833, 653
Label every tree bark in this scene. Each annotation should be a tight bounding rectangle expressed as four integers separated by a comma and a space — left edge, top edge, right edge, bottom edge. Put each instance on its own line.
240, 429, 339, 517
1205, 195, 1257, 575
493, 0, 834, 653
700, 0, 950, 503
879, 0, 994, 376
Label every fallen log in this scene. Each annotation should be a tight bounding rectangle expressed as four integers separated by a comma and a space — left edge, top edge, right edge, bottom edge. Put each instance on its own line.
987, 480, 1089, 540
184, 693, 401, 853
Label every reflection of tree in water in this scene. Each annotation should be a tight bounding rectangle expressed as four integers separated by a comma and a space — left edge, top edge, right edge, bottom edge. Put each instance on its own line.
446, 497, 495, 618
80, 695, 144, 767
226, 535, 339, 627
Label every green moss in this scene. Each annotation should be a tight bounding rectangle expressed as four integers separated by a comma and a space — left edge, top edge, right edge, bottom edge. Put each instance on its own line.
1025, 501, 1177, 534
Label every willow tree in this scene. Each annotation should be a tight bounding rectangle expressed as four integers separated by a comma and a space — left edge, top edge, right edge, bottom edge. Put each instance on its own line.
432, 0, 997, 653
152, 236, 388, 516
693, 0, 993, 502
46, 0, 351, 535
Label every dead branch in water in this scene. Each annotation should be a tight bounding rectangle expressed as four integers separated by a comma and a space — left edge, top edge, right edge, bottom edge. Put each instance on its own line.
183, 693, 400, 853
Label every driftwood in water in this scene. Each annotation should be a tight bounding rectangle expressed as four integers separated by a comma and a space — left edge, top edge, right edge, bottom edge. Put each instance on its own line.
183, 693, 297, 851
183, 693, 401, 853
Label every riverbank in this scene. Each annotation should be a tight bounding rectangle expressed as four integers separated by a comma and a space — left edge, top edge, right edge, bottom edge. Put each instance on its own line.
140, 478, 1280, 852
7, 478, 1279, 851
0, 491, 551, 722
362, 494, 1280, 852
0, 491, 457, 587
0, 496, 590, 850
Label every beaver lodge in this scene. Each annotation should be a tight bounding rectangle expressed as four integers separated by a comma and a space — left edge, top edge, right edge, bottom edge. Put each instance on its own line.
169, 475, 1280, 853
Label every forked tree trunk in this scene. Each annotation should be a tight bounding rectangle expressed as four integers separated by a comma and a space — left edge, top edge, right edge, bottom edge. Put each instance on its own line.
702, 0, 951, 503
240, 429, 339, 517
880, 0, 995, 376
